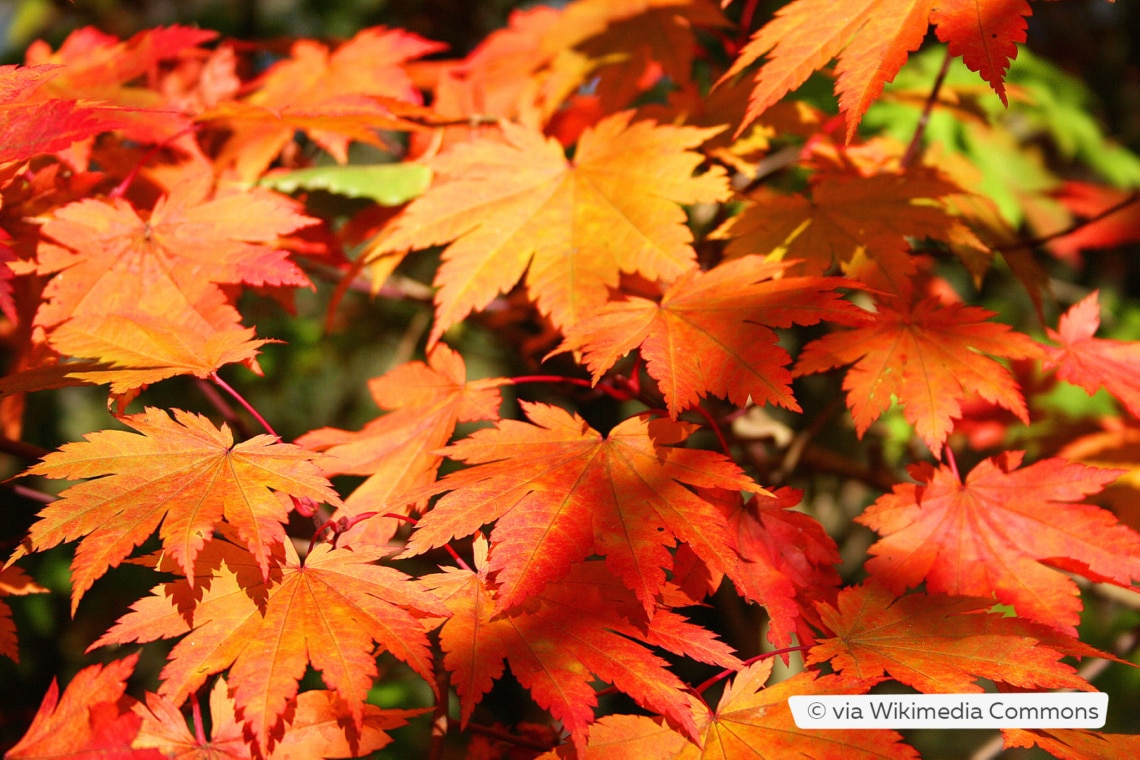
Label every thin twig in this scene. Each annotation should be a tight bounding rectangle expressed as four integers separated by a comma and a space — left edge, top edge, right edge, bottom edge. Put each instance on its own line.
995, 190, 1140, 253
901, 47, 953, 168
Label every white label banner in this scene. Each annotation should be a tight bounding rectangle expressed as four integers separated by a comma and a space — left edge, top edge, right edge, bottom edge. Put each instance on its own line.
789, 693, 1108, 729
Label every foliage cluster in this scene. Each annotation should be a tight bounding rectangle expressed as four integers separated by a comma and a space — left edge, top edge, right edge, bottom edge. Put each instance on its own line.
2, 0, 1140, 758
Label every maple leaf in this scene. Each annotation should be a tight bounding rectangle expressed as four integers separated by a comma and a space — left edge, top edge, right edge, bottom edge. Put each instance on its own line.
377, 112, 730, 342
11, 407, 341, 612
205, 27, 443, 180
1043, 290, 1140, 419
929, 0, 1031, 108
560, 256, 869, 416
794, 295, 1042, 456
1003, 728, 1140, 760
50, 313, 272, 395
0, 564, 47, 663
297, 343, 504, 548
1049, 182, 1140, 260
404, 402, 765, 617
539, 713, 688, 760
677, 659, 916, 759
858, 451, 1140, 634
422, 558, 739, 753
94, 537, 448, 756
727, 488, 842, 649
6, 653, 163, 760
724, 0, 1030, 140
24, 26, 219, 145
0, 64, 135, 164
36, 173, 316, 331
715, 167, 965, 297
808, 583, 1102, 693
132, 676, 422, 760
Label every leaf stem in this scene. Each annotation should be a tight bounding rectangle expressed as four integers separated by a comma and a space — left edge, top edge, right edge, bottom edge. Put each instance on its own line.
190, 691, 207, 745
694, 645, 811, 695
900, 47, 953, 169
945, 445, 961, 481
209, 371, 277, 439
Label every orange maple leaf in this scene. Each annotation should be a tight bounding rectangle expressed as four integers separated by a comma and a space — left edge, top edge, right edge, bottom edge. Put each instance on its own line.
204, 27, 443, 180
297, 343, 504, 548
1003, 728, 1140, 759
793, 295, 1042, 456
0, 564, 47, 663
724, 0, 1030, 140
422, 558, 739, 753
36, 173, 315, 331
1044, 290, 1140, 419
378, 112, 729, 342
809, 583, 1103, 694
50, 313, 272, 395
560, 256, 868, 416
133, 676, 422, 760
715, 167, 965, 298
94, 537, 448, 756
6, 653, 162, 760
858, 451, 1140, 634
11, 407, 341, 612
678, 659, 916, 759
404, 402, 765, 617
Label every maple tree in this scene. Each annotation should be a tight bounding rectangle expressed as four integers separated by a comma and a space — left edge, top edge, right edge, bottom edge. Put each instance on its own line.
1, 1, 1139, 758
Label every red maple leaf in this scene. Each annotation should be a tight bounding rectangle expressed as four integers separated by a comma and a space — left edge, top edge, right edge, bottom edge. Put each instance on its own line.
1044, 290, 1140, 419
6, 653, 163, 759
403, 402, 765, 617
858, 451, 1140, 634
422, 556, 739, 754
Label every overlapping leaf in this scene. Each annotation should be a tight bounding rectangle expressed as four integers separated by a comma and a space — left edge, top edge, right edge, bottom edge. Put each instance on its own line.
94, 537, 448, 756
809, 583, 1103, 693
377, 112, 730, 341
858, 452, 1140, 634
794, 295, 1042, 456
133, 677, 421, 760
1044, 290, 1140, 419
11, 407, 341, 611
404, 402, 765, 617
560, 256, 868, 416
676, 659, 916, 759
6, 654, 161, 760
204, 27, 443, 180
297, 343, 505, 548
422, 558, 738, 754
0, 565, 47, 663
0, 63, 135, 164
725, 0, 1030, 139
716, 167, 966, 298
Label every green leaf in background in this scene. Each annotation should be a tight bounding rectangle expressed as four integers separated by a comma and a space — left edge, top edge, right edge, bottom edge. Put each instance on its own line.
261, 163, 432, 206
